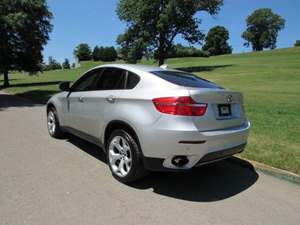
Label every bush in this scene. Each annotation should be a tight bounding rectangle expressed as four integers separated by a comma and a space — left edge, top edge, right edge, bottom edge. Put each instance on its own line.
167, 44, 207, 58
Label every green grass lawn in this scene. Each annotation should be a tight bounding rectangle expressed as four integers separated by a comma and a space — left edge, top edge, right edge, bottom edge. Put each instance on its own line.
1, 47, 300, 174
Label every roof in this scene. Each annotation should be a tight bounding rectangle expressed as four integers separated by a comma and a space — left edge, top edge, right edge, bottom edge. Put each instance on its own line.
94, 63, 166, 73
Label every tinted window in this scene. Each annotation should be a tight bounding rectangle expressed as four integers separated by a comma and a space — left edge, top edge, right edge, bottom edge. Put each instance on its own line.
96, 68, 126, 90
151, 71, 222, 89
126, 72, 140, 89
71, 69, 102, 92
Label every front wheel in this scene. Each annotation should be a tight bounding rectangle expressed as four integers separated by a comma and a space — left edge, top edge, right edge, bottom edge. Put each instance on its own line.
106, 130, 146, 183
47, 107, 64, 138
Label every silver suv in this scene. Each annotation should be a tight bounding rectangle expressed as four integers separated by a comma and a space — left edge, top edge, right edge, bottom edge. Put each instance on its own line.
47, 64, 250, 183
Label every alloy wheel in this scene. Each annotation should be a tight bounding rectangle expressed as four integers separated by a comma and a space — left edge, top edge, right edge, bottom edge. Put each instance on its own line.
108, 136, 132, 177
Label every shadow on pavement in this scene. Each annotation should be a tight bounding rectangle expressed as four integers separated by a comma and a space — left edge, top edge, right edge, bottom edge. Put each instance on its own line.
66, 134, 259, 202
66, 134, 107, 164
0, 90, 58, 110
130, 157, 258, 202
0, 93, 42, 110
5, 81, 62, 88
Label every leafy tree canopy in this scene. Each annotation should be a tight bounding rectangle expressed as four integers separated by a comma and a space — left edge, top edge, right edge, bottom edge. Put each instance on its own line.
242, 8, 285, 51
294, 40, 300, 47
93, 46, 118, 61
0, 0, 52, 87
62, 58, 70, 69
116, 0, 223, 65
74, 43, 92, 61
43, 56, 61, 71
202, 26, 232, 56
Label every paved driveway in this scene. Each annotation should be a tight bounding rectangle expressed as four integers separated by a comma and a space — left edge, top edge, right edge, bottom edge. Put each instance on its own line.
0, 91, 299, 225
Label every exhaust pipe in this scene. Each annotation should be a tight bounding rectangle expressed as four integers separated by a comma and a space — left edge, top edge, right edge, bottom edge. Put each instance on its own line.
171, 156, 189, 167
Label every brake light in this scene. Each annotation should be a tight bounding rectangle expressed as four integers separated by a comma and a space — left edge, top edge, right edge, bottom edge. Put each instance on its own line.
152, 96, 207, 116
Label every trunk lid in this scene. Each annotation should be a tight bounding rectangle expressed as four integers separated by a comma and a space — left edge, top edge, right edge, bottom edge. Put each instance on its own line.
188, 88, 246, 131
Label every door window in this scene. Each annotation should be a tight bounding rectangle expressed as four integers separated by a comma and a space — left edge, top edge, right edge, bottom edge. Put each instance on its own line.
96, 68, 126, 90
71, 69, 103, 92
126, 71, 140, 89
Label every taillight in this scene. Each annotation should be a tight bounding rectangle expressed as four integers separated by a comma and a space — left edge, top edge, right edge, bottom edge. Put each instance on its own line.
152, 96, 207, 116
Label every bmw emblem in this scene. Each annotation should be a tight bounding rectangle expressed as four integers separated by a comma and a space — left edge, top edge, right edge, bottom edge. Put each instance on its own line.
227, 95, 233, 103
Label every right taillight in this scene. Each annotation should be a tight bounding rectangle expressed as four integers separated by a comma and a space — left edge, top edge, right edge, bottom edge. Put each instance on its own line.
152, 96, 207, 116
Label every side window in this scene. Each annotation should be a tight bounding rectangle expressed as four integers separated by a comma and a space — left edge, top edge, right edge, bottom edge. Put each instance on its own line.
126, 71, 140, 89
71, 69, 103, 92
96, 68, 126, 90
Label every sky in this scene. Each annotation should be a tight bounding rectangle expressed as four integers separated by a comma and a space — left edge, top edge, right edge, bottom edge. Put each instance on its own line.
44, 0, 300, 63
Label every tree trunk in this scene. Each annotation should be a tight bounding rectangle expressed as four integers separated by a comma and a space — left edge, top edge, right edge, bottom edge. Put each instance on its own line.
3, 70, 9, 88
158, 57, 165, 66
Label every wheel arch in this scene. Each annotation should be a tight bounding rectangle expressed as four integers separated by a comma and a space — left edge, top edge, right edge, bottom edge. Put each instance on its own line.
104, 120, 142, 154
46, 102, 56, 113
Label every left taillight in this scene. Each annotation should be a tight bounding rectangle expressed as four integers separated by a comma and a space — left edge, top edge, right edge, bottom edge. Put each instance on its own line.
152, 96, 207, 116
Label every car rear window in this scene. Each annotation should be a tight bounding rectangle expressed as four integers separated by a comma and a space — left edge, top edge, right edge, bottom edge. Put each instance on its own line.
151, 70, 222, 89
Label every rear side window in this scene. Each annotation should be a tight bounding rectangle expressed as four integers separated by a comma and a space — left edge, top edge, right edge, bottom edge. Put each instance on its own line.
151, 71, 222, 89
126, 72, 140, 89
96, 68, 126, 90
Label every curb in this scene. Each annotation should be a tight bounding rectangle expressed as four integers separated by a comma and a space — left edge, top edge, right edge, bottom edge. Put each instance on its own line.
232, 156, 300, 185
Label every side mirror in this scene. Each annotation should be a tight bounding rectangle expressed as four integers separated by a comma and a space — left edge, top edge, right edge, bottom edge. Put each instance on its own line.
59, 81, 70, 92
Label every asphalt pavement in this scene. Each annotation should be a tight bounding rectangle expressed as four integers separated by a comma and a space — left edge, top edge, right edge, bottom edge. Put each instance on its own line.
0, 91, 299, 225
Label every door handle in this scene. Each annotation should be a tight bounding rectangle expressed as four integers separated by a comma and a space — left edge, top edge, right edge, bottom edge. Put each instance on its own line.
106, 95, 116, 103
79, 96, 84, 103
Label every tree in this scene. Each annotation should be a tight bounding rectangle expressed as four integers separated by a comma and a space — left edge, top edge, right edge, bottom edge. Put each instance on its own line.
294, 40, 300, 47
0, 0, 52, 87
74, 43, 92, 61
93, 46, 118, 61
242, 8, 285, 51
116, 0, 223, 65
102, 47, 118, 61
44, 57, 61, 71
202, 26, 232, 56
71, 63, 76, 69
62, 58, 71, 69
92, 46, 101, 61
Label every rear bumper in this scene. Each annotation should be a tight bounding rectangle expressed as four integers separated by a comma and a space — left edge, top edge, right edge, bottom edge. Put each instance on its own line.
143, 143, 246, 171
141, 121, 250, 171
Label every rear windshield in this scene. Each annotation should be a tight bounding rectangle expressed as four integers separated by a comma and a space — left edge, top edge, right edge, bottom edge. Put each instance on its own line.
151, 70, 222, 89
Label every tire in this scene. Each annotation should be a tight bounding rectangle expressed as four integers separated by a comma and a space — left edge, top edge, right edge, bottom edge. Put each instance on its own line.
47, 107, 64, 138
106, 129, 146, 183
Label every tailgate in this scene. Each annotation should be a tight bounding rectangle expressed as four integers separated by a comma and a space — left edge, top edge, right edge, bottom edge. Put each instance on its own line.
188, 88, 246, 131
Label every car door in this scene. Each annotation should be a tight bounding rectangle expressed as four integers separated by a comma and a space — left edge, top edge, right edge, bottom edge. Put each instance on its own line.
65, 69, 102, 132
79, 67, 127, 140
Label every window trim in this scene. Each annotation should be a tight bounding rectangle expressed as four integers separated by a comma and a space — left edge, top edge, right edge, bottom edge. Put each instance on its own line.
94, 67, 127, 91
125, 70, 141, 89
70, 68, 104, 92
70, 67, 141, 92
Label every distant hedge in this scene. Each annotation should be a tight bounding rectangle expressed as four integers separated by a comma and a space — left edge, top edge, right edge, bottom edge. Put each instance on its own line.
166, 44, 209, 58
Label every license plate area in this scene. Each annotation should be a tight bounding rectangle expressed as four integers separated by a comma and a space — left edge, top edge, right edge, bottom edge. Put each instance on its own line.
218, 104, 232, 117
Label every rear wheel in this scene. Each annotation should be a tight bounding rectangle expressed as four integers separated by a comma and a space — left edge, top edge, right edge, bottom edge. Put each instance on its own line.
106, 130, 146, 183
47, 107, 64, 138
